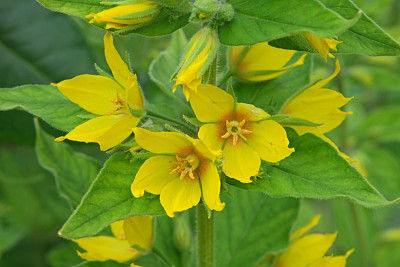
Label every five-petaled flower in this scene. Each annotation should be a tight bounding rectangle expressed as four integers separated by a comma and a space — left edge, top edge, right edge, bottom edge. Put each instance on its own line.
229, 42, 306, 82
190, 84, 294, 183
74, 216, 153, 263
131, 128, 225, 217
52, 32, 144, 151
276, 215, 354, 267
86, 1, 161, 30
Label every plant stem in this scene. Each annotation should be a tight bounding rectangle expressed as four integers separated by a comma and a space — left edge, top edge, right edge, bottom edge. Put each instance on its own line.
197, 204, 214, 267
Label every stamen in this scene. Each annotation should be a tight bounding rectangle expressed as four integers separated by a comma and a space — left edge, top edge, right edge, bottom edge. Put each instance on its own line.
107, 106, 120, 116
180, 171, 188, 180
169, 166, 181, 175
238, 119, 246, 127
241, 129, 252, 135
226, 120, 232, 128
221, 132, 231, 139
189, 171, 195, 180
233, 135, 238, 146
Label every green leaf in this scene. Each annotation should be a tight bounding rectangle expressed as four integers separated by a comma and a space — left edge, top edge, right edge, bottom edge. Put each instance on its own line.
45, 242, 82, 267
36, 0, 189, 36
149, 29, 188, 103
76, 261, 124, 267
357, 106, 400, 144
0, 85, 90, 132
227, 133, 399, 208
322, 0, 400, 56
59, 153, 165, 239
234, 55, 312, 115
215, 186, 299, 267
218, 0, 359, 46
0, 0, 96, 87
34, 119, 101, 209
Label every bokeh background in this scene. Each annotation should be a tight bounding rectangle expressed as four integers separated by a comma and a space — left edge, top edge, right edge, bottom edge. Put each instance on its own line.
1, 0, 400, 266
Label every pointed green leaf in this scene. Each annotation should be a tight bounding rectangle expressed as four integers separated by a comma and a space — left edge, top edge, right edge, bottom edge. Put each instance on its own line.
215, 186, 299, 267
34, 120, 100, 209
59, 153, 165, 239
0, 85, 90, 132
227, 133, 400, 207
218, 0, 359, 45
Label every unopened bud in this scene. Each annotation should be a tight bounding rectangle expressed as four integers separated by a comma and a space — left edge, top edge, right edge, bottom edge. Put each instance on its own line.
173, 215, 192, 252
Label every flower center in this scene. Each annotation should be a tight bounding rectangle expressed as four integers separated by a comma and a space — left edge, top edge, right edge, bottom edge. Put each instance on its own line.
221, 119, 252, 146
169, 154, 200, 180
108, 92, 126, 115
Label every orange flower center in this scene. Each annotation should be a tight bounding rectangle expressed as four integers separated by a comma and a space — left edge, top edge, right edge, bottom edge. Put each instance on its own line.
108, 92, 126, 115
169, 154, 200, 180
221, 119, 252, 146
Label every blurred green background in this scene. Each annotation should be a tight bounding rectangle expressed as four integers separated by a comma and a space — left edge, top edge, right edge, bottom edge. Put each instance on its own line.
1, 0, 400, 266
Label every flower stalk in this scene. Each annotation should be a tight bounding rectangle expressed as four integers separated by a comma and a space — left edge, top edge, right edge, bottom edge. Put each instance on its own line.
197, 204, 214, 267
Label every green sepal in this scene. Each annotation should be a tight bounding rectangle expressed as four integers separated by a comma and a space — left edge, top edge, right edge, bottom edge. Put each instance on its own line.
94, 63, 114, 79
76, 114, 100, 120
182, 115, 204, 126
279, 116, 323, 127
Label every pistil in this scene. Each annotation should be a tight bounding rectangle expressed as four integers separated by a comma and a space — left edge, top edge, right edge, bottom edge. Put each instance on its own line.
221, 119, 252, 145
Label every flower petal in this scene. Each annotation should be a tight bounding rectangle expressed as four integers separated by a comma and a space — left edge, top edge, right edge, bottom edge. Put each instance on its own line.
190, 84, 234, 123
54, 74, 123, 115
276, 233, 337, 267
198, 123, 225, 153
104, 32, 134, 88
235, 103, 270, 122
290, 215, 322, 240
198, 161, 225, 211
74, 236, 139, 263
133, 128, 193, 155
247, 120, 294, 163
222, 140, 260, 183
56, 115, 123, 148
160, 178, 201, 217
193, 139, 216, 161
96, 115, 141, 151
303, 33, 341, 60
308, 249, 354, 267
110, 220, 126, 240
131, 155, 177, 197
124, 216, 153, 250
125, 74, 144, 111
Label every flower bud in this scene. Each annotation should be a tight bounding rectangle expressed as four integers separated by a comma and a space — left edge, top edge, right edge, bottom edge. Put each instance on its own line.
229, 43, 306, 82
172, 27, 218, 100
86, 1, 162, 30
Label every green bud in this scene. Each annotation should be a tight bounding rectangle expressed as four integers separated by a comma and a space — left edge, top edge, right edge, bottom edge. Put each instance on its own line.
216, 3, 234, 22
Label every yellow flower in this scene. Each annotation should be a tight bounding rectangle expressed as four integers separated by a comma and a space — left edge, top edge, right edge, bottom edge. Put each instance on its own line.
303, 33, 342, 61
52, 32, 144, 151
172, 27, 218, 101
86, 1, 161, 30
229, 43, 307, 82
74, 216, 153, 263
281, 60, 353, 161
131, 128, 225, 217
276, 215, 354, 267
190, 84, 294, 183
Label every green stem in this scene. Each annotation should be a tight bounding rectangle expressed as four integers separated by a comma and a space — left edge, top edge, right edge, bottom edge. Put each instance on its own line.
152, 247, 174, 267
197, 204, 214, 267
146, 110, 196, 133
217, 71, 232, 87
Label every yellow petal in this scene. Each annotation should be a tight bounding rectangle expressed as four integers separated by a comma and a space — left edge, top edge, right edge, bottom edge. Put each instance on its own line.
198, 123, 225, 153
198, 161, 225, 211
233, 43, 307, 81
56, 115, 123, 148
160, 177, 201, 217
96, 115, 141, 151
111, 220, 126, 240
247, 120, 294, 163
133, 128, 193, 155
104, 32, 134, 88
303, 33, 342, 60
222, 140, 260, 183
235, 103, 270, 122
190, 84, 234, 122
125, 74, 144, 111
91, 3, 157, 24
54, 74, 123, 115
290, 215, 322, 240
131, 155, 177, 197
309, 249, 354, 267
193, 139, 216, 161
283, 87, 352, 133
276, 233, 337, 267
74, 236, 139, 263
124, 216, 153, 250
